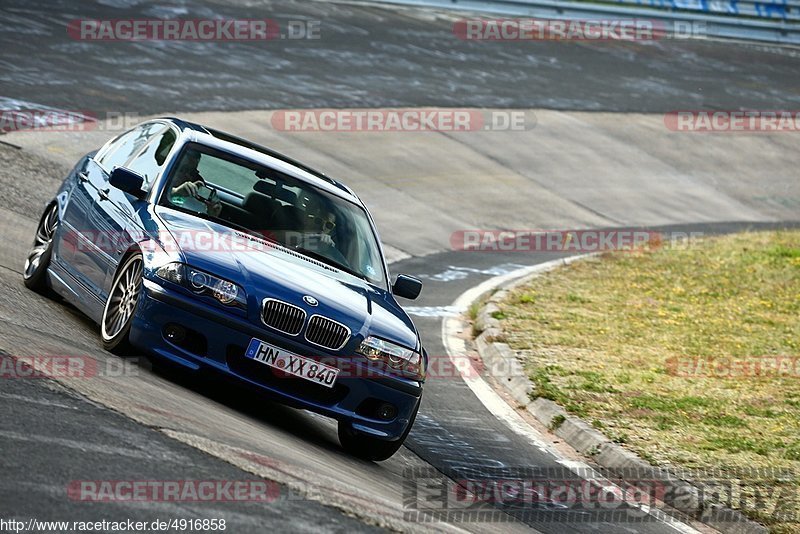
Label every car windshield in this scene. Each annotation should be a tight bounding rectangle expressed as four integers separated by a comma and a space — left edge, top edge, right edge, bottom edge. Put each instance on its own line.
160, 143, 386, 287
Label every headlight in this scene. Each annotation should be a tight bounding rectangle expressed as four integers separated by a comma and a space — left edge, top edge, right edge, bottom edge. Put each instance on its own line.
357, 336, 425, 380
156, 263, 247, 308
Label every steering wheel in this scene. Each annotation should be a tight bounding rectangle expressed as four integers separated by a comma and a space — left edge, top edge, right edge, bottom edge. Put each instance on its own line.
193, 184, 218, 205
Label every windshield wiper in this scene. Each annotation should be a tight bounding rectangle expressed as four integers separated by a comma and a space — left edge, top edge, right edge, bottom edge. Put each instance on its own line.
293, 246, 368, 281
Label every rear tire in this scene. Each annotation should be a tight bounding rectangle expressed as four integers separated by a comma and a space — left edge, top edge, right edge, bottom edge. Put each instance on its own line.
101, 252, 143, 354
338, 398, 420, 461
23, 203, 59, 294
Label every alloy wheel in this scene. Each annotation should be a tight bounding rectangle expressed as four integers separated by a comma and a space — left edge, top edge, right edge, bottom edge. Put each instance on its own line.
102, 255, 143, 341
23, 204, 58, 281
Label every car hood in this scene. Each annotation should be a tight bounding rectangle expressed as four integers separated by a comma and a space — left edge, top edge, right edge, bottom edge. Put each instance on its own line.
155, 207, 418, 352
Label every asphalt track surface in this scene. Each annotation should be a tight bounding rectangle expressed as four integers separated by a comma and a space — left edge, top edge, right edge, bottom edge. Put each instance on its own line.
1, 1, 800, 533
1, 0, 800, 113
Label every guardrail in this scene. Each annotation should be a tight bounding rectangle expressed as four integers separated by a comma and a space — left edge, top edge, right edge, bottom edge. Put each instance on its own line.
615, 0, 800, 22
378, 0, 800, 43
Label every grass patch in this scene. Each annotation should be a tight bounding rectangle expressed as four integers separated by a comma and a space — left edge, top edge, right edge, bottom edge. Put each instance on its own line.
502, 230, 800, 530
468, 301, 481, 321
549, 414, 566, 431
468, 297, 489, 337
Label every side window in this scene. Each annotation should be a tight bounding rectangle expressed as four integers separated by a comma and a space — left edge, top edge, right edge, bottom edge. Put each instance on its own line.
96, 122, 163, 173
96, 130, 137, 168
125, 127, 177, 189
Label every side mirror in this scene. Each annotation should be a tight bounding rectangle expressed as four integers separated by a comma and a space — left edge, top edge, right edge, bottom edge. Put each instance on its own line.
109, 167, 146, 199
393, 274, 423, 300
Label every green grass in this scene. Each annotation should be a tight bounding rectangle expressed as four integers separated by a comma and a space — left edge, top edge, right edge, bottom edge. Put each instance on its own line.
549, 414, 566, 431
499, 230, 800, 531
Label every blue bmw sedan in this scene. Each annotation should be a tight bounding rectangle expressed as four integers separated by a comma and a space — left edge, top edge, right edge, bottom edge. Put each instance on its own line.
23, 118, 425, 460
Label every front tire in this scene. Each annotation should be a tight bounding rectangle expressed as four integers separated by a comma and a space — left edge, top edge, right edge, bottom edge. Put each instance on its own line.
338, 398, 420, 461
101, 252, 143, 353
23, 203, 59, 293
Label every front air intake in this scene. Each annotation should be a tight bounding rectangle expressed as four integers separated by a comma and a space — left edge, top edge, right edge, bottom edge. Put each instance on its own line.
305, 314, 350, 350
261, 298, 306, 336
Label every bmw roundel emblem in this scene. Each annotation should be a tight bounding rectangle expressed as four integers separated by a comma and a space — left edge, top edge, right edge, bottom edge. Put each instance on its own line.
303, 295, 319, 306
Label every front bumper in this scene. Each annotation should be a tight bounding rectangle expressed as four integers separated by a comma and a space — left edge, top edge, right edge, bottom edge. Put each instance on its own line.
130, 279, 422, 440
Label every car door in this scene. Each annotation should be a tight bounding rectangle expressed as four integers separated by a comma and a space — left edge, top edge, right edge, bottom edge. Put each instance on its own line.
98, 123, 178, 296
64, 122, 164, 303
54, 154, 93, 280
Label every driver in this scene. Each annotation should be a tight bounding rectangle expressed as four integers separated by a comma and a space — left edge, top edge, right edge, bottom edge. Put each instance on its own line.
169, 149, 221, 217
298, 196, 337, 248
312, 211, 337, 247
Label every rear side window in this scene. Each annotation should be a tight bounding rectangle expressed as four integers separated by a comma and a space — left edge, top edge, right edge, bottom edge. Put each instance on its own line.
125, 127, 177, 189
96, 122, 164, 173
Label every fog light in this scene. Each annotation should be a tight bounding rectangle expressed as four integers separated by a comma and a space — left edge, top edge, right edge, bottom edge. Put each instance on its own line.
164, 323, 186, 343
377, 403, 397, 420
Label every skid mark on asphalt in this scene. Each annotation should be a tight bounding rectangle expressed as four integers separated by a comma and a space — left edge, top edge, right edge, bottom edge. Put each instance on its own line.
0, 264, 22, 276
0, 391, 79, 410
0, 430, 185, 462
416, 264, 527, 282
403, 305, 462, 317
410, 413, 515, 473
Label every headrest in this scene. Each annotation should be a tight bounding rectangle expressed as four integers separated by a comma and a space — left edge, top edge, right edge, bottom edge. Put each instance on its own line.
243, 192, 276, 214
274, 187, 297, 205
253, 180, 297, 205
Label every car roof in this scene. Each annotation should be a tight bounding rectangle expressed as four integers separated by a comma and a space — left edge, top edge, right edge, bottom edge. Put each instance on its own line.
159, 117, 360, 204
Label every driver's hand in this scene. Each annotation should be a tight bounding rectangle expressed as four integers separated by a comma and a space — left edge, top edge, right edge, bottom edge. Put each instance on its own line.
208, 200, 222, 217
304, 233, 334, 247
172, 180, 202, 197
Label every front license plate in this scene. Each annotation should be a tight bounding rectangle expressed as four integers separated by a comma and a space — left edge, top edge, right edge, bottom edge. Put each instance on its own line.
245, 338, 339, 388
